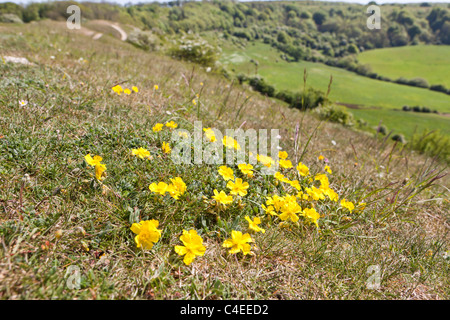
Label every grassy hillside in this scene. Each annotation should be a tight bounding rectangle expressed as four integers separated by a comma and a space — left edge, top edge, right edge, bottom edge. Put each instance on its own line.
358, 45, 450, 88
0, 20, 448, 300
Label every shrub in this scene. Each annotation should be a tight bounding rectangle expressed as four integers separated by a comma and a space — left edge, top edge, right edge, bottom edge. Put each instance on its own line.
236, 74, 247, 85
290, 88, 329, 110
248, 76, 276, 97
275, 90, 295, 104
402, 105, 411, 111
127, 30, 159, 51
0, 13, 23, 23
168, 35, 220, 67
408, 77, 430, 88
377, 124, 388, 135
430, 84, 448, 94
410, 129, 450, 163
315, 105, 354, 126
357, 118, 368, 127
392, 134, 406, 144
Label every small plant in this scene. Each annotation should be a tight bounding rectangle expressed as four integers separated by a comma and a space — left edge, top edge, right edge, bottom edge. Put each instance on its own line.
168, 35, 220, 67
410, 129, 450, 163
315, 105, 354, 126
391, 133, 406, 144
377, 124, 388, 135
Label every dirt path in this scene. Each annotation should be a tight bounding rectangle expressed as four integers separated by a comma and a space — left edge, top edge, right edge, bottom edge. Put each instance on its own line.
109, 24, 127, 41
77, 20, 127, 41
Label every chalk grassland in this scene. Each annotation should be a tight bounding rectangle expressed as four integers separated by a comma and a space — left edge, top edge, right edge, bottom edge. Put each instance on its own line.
357, 45, 450, 88
0, 21, 449, 300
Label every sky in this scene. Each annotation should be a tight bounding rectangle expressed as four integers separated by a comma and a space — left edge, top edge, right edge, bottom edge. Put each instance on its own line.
1, 0, 449, 5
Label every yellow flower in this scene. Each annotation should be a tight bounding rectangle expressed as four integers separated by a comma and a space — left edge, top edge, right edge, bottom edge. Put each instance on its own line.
154, 85, 159, 90
266, 195, 286, 214
85, 154, 103, 167
222, 230, 253, 255
341, 199, 355, 213
238, 163, 254, 178
274, 171, 290, 183
165, 121, 178, 129
131, 147, 152, 159
296, 191, 310, 201
212, 189, 233, 208
149, 182, 169, 196
132, 86, 139, 93
245, 216, 265, 233
303, 207, 320, 228
95, 163, 106, 181
152, 123, 164, 132
174, 229, 206, 265
218, 165, 234, 181
162, 141, 171, 154
288, 180, 301, 190
130, 220, 162, 250
278, 197, 302, 222
324, 165, 332, 174
296, 162, 310, 176
226, 178, 249, 197
321, 187, 338, 202
192, 99, 197, 105
257, 154, 274, 167
203, 128, 217, 142
124, 88, 131, 95
222, 136, 241, 150
167, 177, 187, 200
318, 155, 325, 161
112, 85, 123, 95
315, 174, 330, 189
262, 204, 277, 216
305, 186, 325, 201
278, 151, 288, 160
279, 159, 293, 169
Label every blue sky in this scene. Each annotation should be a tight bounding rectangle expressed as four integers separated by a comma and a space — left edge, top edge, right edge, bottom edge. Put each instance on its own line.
1, 0, 449, 5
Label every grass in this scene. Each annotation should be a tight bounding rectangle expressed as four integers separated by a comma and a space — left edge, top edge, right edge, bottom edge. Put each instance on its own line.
358, 45, 450, 88
0, 20, 449, 300
220, 41, 450, 139
349, 108, 450, 138
220, 42, 450, 113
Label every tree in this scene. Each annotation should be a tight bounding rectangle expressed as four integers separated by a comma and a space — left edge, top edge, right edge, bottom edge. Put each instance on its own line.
439, 21, 450, 44
313, 12, 326, 25
347, 43, 359, 54
277, 31, 289, 44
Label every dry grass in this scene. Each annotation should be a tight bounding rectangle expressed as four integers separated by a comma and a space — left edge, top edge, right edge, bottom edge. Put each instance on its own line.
0, 20, 448, 300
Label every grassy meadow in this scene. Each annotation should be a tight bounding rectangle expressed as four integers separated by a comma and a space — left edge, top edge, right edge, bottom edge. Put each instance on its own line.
0, 20, 449, 301
220, 41, 450, 139
358, 45, 450, 88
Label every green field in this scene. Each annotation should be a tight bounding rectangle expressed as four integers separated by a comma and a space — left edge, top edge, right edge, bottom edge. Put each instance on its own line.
220, 42, 450, 113
220, 41, 450, 138
349, 108, 450, 138
358, 45, 450, 88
